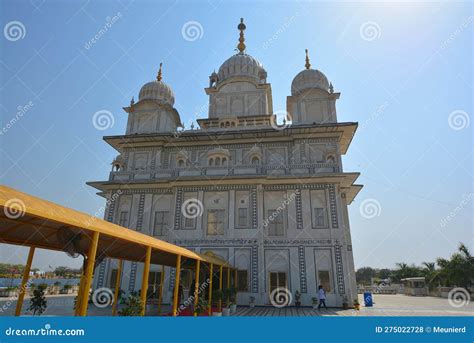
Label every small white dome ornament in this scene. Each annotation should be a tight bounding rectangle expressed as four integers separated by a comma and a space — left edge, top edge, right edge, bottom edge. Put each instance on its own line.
138, 62, 175, 106
291, 49, 330, 95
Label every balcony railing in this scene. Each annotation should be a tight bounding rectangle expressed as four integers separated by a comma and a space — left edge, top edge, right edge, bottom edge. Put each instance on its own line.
109, 163, 340, 181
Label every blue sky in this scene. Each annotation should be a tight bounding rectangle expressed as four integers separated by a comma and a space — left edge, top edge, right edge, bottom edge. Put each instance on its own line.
0, 0, 472, 271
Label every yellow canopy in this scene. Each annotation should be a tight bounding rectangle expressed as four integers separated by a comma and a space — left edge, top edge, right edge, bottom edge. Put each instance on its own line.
0, 185, 233, 268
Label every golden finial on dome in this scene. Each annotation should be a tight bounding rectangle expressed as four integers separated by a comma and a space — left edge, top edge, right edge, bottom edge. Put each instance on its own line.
157, 62, 163, 81
305, 49, 311, 70
237, 18, 246, 54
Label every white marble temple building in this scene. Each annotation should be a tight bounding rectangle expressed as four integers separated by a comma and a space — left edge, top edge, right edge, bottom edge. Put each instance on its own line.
89, 19, 362, 307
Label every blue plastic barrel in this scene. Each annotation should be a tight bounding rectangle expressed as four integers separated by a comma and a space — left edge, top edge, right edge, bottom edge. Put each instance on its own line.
364, 292, 373, 307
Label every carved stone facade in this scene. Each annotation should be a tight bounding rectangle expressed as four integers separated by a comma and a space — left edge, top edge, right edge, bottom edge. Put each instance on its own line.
90, 19, 362, 307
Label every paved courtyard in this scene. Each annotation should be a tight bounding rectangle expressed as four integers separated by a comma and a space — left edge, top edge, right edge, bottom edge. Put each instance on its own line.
0, 294, 472, 316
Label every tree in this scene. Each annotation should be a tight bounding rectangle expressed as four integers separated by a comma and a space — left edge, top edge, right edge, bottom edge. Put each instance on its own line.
436, 243, 473, 288
54, 266, 70, 277
377, 268, 392, 280
421, 262, 440, 290
28, 284, 47, 315
390, 263, 423, 282
355, 267, 376, 285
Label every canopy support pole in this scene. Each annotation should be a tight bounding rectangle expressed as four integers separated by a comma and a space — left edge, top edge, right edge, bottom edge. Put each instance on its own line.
172, 255, 181, 316
78, 231, 99, 316
158, 264, 164, 314
112, 259, 123, 316
15, 246, 35, 316
140, 246, 152, 316
74, 274, 85, 316
193, 260, 200, 317
227, 267, 231, 307
208, 263, 213, 315
234, 268, 238, 304
218, 265, 223, 312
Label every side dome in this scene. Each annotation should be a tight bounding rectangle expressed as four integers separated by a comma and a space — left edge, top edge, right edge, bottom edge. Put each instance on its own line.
139, 80, 175, 105
291, 49, 330, 95
217, 53, 267, 84
291, 69, 330, 95
138, 63, 175, 106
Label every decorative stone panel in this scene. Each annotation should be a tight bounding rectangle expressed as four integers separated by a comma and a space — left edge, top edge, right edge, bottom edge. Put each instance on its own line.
298, 246, 307, 293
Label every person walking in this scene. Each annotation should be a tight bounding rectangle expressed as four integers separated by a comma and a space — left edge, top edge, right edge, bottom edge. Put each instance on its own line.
317, 285, 328, 310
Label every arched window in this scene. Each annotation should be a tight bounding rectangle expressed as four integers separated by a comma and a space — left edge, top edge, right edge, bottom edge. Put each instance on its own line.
326, 155, 335, 163
251, 156, 260, 165
178, 159, 185, 167
215, 157, 221, 166
209, 158, 214, 166
222, 157, 227, 165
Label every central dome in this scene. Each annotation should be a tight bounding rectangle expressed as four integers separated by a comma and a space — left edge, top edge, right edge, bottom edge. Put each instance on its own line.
217, 53, 267, 84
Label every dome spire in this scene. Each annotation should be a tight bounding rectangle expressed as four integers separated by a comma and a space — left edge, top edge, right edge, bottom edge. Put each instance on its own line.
237, 18, 246, 54
157, 62, 163, 81
305, 49, 311, 70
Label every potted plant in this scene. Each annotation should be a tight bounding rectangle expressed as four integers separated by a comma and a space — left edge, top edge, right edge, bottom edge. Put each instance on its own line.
222, 288, 231, 316
28, 284, 47, 315
60, 284, 72, 294
353, 298, 360, 311
211, 290, 222, 316
51, 281, 61, 295
119, 294, 143, 316
342, 296, 349, 310
228, 287, 237, 313
295, 290, 301, 307
249, 296, 256, 308
0, 287, 16, 297
194, 296, 208, 316
312, 297, 318, 309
